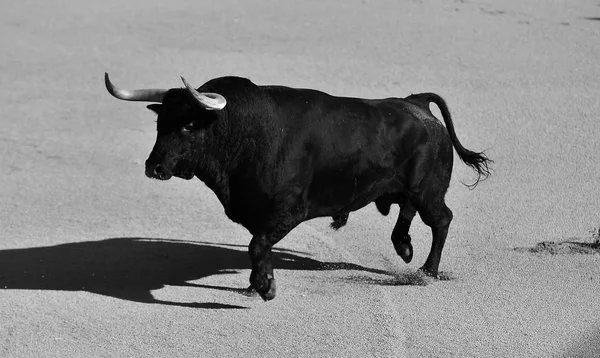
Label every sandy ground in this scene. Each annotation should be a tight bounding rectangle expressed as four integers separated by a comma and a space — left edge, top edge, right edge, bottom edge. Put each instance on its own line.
1, 0, 599, 357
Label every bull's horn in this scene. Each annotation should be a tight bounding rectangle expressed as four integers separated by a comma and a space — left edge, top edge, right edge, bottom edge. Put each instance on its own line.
105, 72, 168, 103
180, 76, 226, 111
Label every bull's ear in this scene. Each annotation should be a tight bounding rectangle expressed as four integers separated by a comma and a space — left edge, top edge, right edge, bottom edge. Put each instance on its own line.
146, 104, 162, 114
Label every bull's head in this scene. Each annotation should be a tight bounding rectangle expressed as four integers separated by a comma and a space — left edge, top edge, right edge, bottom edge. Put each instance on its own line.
105, 73, 226, 180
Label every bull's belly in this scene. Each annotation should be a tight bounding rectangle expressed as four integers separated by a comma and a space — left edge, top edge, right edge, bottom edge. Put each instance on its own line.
305, 170, 405, 219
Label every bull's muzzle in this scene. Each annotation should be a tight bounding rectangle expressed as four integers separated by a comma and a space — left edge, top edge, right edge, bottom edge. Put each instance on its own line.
145, 163, 172, 180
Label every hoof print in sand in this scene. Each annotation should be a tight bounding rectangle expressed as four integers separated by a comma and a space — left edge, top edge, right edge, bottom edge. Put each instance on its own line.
514, 240, 600, 255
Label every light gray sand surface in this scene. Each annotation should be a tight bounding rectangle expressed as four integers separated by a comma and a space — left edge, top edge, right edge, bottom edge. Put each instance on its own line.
1, 1, 599, 357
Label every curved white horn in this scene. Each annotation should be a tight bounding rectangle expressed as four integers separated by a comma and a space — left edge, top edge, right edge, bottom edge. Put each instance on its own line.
105, 72, 168, 103
180, 76, 226, 111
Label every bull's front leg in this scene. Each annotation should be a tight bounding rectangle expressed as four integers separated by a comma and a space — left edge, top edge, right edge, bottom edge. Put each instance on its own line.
248, 232, 285, 301
248, 191, 304, 301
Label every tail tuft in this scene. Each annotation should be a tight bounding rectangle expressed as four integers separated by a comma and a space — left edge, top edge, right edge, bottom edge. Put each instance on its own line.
459, 149, 493, 190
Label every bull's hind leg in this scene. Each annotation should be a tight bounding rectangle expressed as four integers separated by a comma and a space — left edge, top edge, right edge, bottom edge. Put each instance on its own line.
414, 198, 453, 278
405, 143, 453, 277
391, 202, 417, 263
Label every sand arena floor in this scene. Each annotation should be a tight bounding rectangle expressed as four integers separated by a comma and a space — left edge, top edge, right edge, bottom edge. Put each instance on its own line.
1, 0, 599, 357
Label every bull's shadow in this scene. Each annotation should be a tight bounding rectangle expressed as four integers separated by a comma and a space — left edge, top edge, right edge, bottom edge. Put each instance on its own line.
0, 237, 389, 309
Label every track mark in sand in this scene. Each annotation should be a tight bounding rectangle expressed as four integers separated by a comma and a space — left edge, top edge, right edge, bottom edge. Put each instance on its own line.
479, 7, 508, 16
301, 223, 408, 358
514, 240, 600, 255
341, 270, 428, 286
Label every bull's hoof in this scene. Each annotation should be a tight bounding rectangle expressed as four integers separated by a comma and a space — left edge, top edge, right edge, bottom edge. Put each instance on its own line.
257, 278, 276, 301
419, 266, 439, 279
251, 273, 277, 301
330, 213, 349, 230
394, 242, 413, 263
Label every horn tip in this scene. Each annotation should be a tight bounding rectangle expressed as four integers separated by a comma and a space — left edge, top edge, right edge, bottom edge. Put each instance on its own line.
104, 72, 114, 92
180, 75, 191, 87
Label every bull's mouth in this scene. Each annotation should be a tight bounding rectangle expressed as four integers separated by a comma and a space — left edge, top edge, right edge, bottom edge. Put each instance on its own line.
154, 173, 173, 180
174, 169, 195, 180
172, 160, 196, 180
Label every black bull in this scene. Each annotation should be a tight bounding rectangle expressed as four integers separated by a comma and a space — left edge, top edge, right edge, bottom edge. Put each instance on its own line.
105, 73, 491, 301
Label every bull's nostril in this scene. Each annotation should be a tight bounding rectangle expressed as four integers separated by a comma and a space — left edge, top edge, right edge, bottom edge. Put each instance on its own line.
153, 165, 164, 177
146, 164, 163, 179
145, 163, 172, 180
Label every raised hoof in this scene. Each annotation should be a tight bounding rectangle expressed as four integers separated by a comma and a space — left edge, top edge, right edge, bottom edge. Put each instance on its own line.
330, 213, 349, 230
394, 242, 413, 263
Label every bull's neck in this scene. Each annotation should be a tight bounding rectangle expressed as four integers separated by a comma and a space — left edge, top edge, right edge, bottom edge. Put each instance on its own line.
193, 109, 270, 214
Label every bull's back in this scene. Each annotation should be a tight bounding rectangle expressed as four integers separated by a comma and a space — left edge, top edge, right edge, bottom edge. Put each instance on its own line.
264, 89, 429, 217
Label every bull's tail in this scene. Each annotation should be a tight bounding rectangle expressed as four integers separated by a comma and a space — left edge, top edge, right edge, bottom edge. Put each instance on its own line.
407, 92, 493, 189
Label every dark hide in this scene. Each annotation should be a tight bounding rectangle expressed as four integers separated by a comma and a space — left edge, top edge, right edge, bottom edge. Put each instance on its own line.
140, 76, 492, 301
